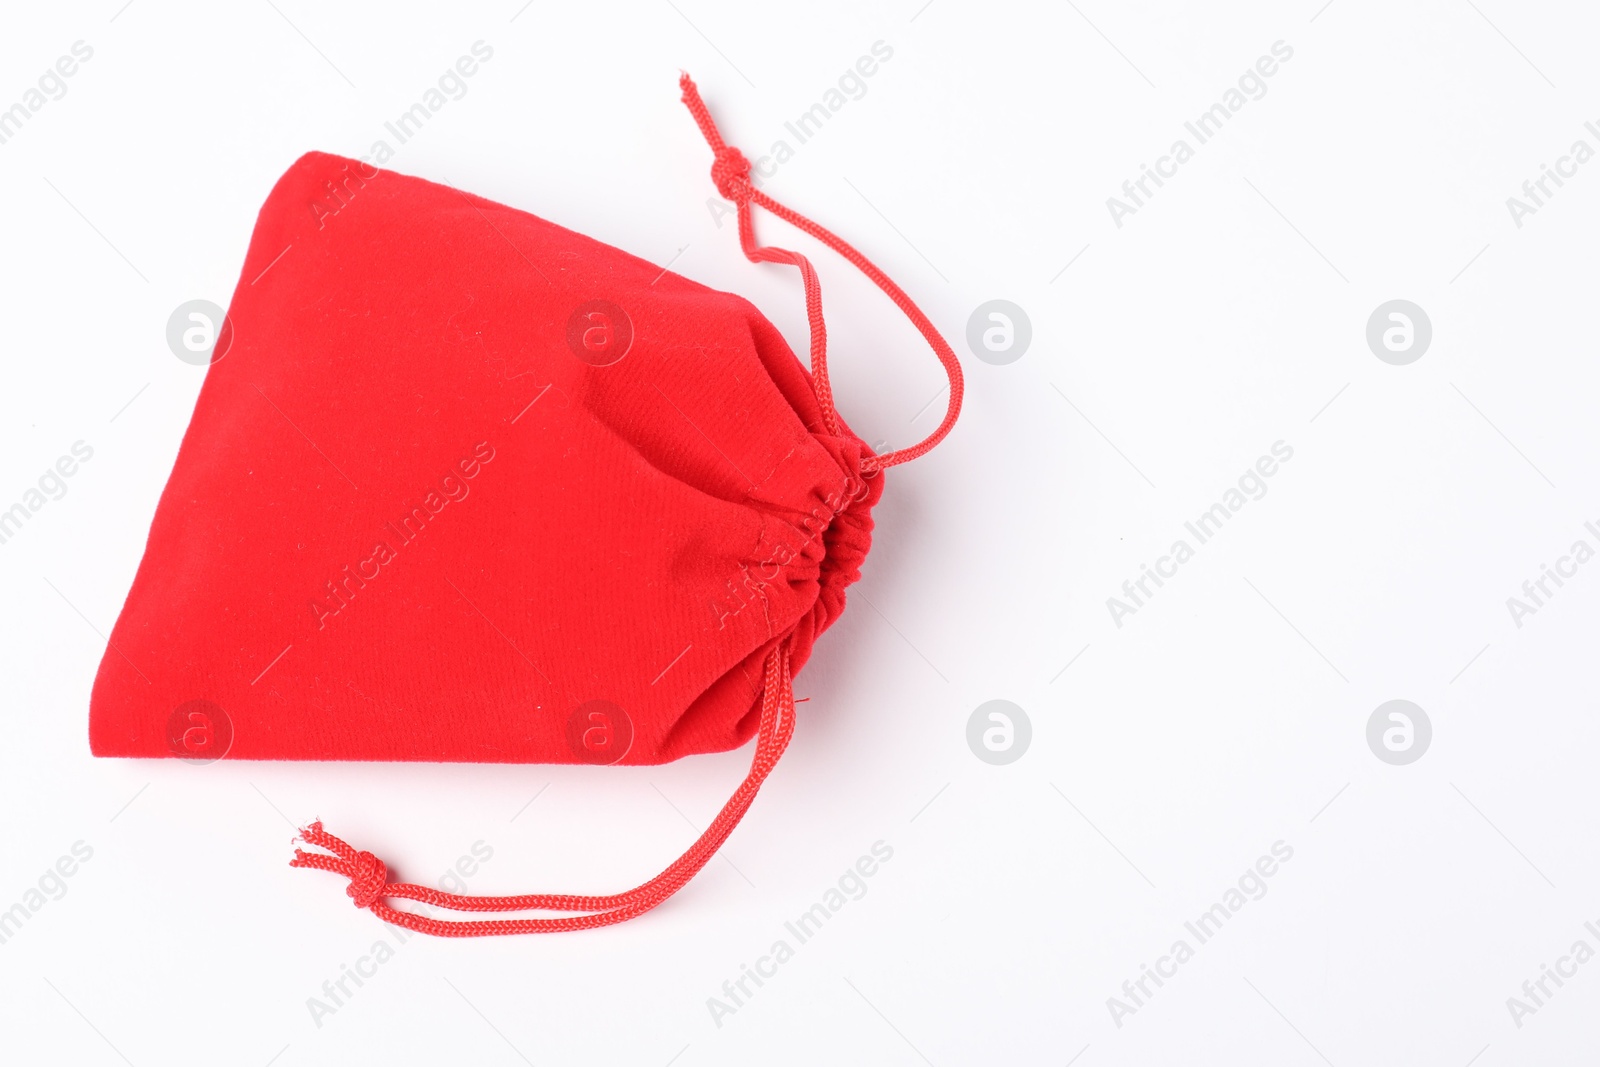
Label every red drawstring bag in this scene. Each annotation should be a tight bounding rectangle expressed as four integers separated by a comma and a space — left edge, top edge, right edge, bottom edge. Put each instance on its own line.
89, 76, 962, 935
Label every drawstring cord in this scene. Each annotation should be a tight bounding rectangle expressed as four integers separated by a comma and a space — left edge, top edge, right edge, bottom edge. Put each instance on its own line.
291, 74, 962, 935
292, 643, 795, 935
678, 73, 963, 473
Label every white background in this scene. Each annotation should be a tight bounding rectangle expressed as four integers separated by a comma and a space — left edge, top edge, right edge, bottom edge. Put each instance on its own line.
2, 1, 1598, 1064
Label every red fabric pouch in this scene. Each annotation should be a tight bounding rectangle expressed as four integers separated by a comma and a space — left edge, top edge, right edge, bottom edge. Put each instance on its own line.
89, 77, 962, 934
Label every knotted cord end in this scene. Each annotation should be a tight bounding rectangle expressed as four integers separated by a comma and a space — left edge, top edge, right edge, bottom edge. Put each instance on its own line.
709, 146, 751, 201
676, 71, 964, 471
343, 850, 389, 909
289, 820, 392, 910
680, 72, 752, 202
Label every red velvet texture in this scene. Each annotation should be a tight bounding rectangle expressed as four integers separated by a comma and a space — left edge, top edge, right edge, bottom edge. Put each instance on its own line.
89, 150, 882, 766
